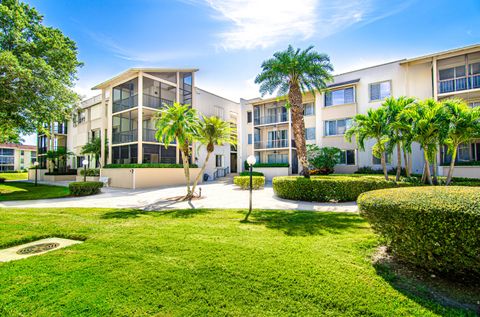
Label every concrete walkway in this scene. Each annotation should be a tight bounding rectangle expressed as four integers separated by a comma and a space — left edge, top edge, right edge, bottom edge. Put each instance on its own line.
0, 181, 358, 212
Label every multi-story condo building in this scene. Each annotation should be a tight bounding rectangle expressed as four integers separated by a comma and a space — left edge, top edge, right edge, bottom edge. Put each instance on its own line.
0, 144, 37, 171
241, 44, 480, 178
39, 68, 240, 180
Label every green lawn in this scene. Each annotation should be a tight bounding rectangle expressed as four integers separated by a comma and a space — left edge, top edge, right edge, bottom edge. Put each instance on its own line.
0, 208, 473, 316
0, 172, 28, 181
0, 182, 70, 201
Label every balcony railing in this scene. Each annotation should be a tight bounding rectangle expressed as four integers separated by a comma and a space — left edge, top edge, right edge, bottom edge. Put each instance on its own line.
254, 139, 289, 149
113, 94, 138, 113
143, 128, 176, 144
143, 94, 174, 110
254, 113, 288, 125
112, 130, 138, 144
438, 74, 480, 94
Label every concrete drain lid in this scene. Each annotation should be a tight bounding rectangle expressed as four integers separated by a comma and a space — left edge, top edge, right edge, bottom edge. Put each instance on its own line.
16, 242, 60, 255
0, 238, 83, 262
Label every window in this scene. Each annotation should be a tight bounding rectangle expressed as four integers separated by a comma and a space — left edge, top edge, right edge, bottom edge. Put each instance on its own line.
338, 150, 355, 165
215, 155, 223, 167
214, 106, 224, 119
305, 127, 316, 140
78, 110, 86, 124
248, 134, 252, 144
303, 103, 315, 115
369, 81, 391, 101
469, 101, 480, 108
0, 148, 15, 170
372, 153, 390, 165
267, 153, 288, 164
20, 150, 24, 155
458, 143, 471, 161
247, 111, 252, 123
325, 87, 355, 106
324, 118, 352, 136
439, 66, 468, 93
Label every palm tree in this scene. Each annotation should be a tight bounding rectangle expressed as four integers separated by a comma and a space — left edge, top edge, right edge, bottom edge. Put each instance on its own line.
345, 107, 390, 180
155, 102, 200, 198
81, 137, 101, 168
383, 96, 416, 180
190, 116, 237, 196
255, 45, 333, 178
400, 99, 447, 185
442, 98, 480, 185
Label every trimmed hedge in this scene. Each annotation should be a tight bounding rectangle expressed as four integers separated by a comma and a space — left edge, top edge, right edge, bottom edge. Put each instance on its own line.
233, 176, 265, 190
239, 171, 264, 177
69, 181, 103, 196
358, 187, 480, 276
45, 169, 77, 175
243, 161, 289, 170
80, 168, 100, 176
273, 176, 412, 202
103, 163, 198, 168
0, 177, 5, 183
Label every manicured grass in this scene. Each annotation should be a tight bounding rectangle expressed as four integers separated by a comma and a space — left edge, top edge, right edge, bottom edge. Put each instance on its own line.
0, 172, 28, 181
0, 208, 473, 316
0, 182, 70, 201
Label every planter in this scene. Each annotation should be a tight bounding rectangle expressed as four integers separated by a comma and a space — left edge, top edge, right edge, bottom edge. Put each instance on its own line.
27, 169, 48, 181
100, 168, 202, 189
43, 174, 77, 182
253, 167, 289, 181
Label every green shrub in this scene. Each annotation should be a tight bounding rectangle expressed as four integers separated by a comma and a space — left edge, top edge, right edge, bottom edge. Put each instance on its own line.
244, 161, 289, 170
80, 168, 100, 176
273, 176, 412, 202
355, 166, 407, 176
45, 169, 77, 175
358, 187, 480, 276
233, 176, 265, 190
239, 171, 264, 177
0, 170, 26, 173
104, 163, 197, 168
69, 181, 103, 196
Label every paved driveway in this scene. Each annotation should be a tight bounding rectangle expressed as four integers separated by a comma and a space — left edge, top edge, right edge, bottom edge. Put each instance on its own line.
0, 181, 358, 212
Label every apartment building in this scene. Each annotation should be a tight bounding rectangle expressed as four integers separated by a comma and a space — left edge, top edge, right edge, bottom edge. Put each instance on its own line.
39, 68, 240, 180
241, 44, 480, 176
0, 144, 37, 171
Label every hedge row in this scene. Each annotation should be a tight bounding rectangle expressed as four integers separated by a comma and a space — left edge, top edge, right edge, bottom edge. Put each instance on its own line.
233, 176, 265, 190
239, 171, 264, 177
80, 168, 100, 176
243, 161, 289, 170
358, 187, 480, 276
104, 163, 198, 169
69, 181, 103, 196
272, 176, 412, 202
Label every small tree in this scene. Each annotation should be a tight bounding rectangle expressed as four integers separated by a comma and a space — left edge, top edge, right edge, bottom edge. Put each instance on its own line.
443, 98, 480, 185
190, 116, 236, 197
345, 108, 390, 180
155, 102, 200, 199
81, 137, 101, 168
306, 145, 341, 174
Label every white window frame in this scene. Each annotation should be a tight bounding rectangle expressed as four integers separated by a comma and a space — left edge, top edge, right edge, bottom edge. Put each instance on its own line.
323, 118, 352, 136
215, 154, 224, 168
337, 149, 356, 166
325, 86, 356, 107
305, 127, 316, 140
303, 102, 315, 116
369, 80, 391, 102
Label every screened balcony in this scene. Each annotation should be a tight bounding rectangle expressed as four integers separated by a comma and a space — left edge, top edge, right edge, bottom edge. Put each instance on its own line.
437, 55, 480, 94
112, 130, 138, 144
254, 139, 289, 149
113, 79, 138, 113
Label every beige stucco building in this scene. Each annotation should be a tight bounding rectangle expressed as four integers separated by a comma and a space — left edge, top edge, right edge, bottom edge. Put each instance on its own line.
0, 144, 36, 171
241, 44, 480, 177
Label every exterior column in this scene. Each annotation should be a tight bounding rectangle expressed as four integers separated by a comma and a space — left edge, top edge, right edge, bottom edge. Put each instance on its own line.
100, 89, 106, 167
138, 72, 143, 164
107, 86, 113, 164
432, 57, 438, 100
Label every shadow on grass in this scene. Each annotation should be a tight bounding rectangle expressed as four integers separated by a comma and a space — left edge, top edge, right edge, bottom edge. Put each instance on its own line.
373, 254, 480, 316
101, 208, 210, 220
244, 210, 367, 236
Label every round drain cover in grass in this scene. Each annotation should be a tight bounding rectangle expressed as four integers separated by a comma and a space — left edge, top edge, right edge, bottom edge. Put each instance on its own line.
17, 243, 60, 255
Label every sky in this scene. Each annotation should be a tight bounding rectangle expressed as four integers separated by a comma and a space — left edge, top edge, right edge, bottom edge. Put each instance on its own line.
21, 0, 480, 144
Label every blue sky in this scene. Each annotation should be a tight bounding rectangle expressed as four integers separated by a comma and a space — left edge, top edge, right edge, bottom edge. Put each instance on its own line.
21, 0, 480, 144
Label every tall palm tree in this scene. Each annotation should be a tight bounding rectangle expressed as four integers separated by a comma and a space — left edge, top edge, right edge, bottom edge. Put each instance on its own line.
442, 98, 480, 185
190, 116, 237, 196
255, 45, 333, 178
155, 102, 200, 198
81, 137, 101, 168
345, 107, 390, 180
383, 96, 416, 180
400, 99, 447, 185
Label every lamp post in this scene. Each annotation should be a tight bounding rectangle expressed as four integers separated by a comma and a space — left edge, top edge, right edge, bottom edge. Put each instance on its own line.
82, 159, 88, 182
244, 155, 257, 221
33, 161, 39, 186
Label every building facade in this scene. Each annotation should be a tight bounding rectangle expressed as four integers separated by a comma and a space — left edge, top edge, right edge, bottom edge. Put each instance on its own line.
240, 44, 480, 176
0, 144, 37, 171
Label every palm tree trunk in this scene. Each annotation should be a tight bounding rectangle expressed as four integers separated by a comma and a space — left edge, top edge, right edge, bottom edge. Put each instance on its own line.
190, 150, 211, 197
446, 145, 458, 185
402, 144, 410, 177
288, 83, 309, 178
396, 142, 402, 181
423, 150, 433, 185
179, 140, 191, 198
432, 150, 438, 185
381, 151, 388, 181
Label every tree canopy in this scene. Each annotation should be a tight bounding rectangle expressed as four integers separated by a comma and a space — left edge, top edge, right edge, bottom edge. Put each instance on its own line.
0, 0, 82, 142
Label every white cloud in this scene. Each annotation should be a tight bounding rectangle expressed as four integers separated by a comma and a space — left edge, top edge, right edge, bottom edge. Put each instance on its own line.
189, 0, 414, 51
